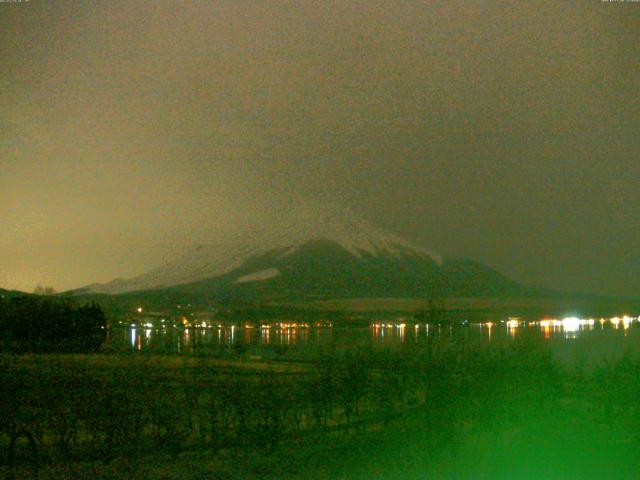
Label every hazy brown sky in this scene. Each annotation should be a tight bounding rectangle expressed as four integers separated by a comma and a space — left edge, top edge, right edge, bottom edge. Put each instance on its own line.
1, 1, 639, 296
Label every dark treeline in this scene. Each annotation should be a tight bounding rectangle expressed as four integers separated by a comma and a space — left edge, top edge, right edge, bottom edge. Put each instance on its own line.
0, 295, 106, 353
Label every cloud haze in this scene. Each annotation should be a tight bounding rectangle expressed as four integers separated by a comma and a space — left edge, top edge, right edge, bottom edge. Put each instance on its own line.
1, 1, 638, 296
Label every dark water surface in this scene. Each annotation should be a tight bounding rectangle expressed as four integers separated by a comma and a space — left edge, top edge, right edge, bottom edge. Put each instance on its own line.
107, 315, 640, 366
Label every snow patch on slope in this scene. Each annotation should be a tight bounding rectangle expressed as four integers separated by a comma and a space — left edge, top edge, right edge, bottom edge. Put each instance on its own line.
234, 268, 281, 284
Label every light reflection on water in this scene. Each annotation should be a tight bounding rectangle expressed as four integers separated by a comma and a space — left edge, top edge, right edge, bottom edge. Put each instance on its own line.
112, 315, 640, 361
130, 327, 136, 348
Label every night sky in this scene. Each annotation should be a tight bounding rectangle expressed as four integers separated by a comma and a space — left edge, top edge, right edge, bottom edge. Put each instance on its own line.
1, 1, 639, 296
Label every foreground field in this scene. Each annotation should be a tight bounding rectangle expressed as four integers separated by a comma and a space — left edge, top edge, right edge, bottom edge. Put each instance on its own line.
2, 334, 640, 479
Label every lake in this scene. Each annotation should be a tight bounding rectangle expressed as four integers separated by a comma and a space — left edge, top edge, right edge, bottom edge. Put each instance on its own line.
107, 314, 640, 366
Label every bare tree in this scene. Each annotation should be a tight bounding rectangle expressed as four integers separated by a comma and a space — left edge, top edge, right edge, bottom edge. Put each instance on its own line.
34, 285, 56, 296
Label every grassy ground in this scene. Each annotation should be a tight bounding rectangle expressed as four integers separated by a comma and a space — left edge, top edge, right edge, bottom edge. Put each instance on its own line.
3, 335, 640, 479
0, 352, 310, 373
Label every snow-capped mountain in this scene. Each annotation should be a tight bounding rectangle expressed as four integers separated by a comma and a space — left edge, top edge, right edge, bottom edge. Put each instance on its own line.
80, 207, 531, 300
83, 208, 441, 295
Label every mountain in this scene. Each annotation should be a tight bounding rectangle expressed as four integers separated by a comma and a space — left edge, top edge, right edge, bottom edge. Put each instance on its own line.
0, 288, 29, 299
78, 209, 542, 302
